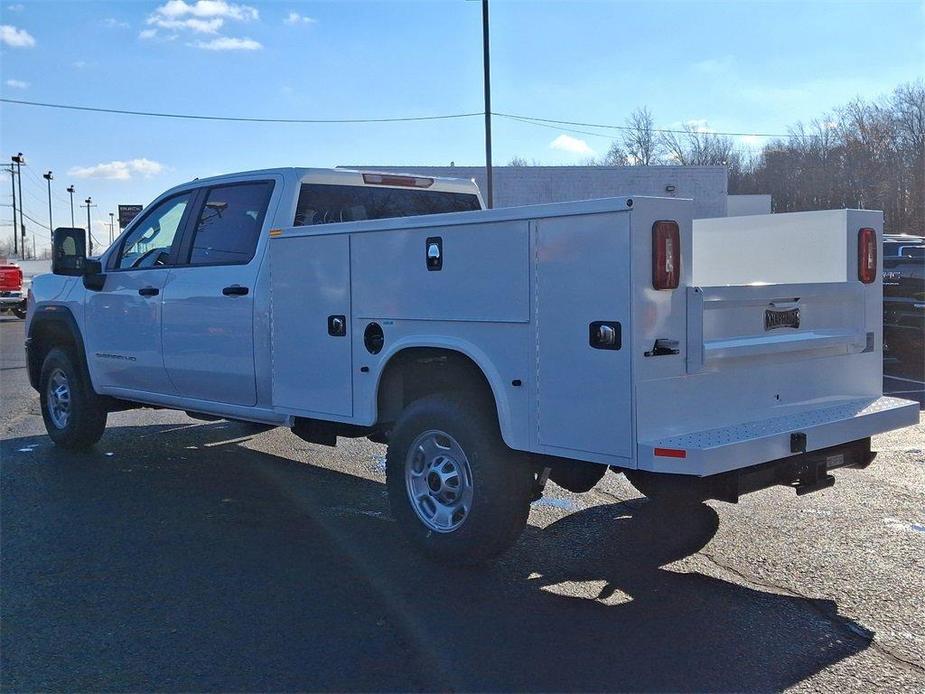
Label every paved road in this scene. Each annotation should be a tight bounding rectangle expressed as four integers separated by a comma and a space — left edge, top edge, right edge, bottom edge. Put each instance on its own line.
1, 317, 923, 692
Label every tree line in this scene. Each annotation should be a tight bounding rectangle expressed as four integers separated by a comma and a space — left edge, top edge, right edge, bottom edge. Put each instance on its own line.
510, 81, 924, 234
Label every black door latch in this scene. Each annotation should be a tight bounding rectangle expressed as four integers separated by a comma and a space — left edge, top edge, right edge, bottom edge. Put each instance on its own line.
328, 315, 347, 337
589, 321, 621, 350
644, 339, 680, 357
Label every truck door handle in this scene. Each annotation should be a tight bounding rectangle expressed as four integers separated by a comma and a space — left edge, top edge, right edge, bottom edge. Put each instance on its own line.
138, 286, 159, 297
222, 285, 249, 296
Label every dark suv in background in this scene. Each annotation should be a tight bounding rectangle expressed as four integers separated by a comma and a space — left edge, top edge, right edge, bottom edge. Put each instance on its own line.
883, 234, 924, 379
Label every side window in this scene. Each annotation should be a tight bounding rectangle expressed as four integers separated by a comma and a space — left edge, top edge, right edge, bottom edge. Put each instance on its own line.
115, 193, 192, 269
187, 182, 274, 265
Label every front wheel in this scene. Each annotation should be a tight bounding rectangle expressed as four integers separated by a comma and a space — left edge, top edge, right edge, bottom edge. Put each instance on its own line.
12, 306, 26, 319
39, 348, 108, 450
385, 394, 534, 564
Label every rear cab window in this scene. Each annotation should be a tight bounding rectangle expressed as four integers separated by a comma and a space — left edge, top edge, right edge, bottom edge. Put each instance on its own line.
293, 184, 481, 227
186, 181, 274, 265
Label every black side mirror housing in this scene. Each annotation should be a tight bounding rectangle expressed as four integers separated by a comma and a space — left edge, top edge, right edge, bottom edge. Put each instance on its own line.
51, 227, 88, 276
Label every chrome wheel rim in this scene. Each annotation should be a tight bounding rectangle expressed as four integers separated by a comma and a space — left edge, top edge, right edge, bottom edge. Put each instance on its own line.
404, 429, 474, 533
46, 368, 71, 429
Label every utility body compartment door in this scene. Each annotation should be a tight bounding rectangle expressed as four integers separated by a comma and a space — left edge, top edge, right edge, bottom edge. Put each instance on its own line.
534, 211, 633, 459
271, 233, 352, 417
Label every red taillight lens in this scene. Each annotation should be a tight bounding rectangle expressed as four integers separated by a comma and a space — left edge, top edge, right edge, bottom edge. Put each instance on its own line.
652, 220, 680, 290
858, 227, 877, 284
362, 173, 433, 188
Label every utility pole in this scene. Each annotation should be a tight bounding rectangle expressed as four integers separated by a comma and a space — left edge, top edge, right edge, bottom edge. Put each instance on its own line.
43, 171, 54, 233
12, 153, 25, 258
5, 164, 16, 256
67, 185, 76, 226
82, 197, 97, 255
481, 0, 493, 208
109, 212, 115, 244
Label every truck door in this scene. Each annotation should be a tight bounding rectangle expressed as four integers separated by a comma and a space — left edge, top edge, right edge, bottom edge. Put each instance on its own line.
270, 233, 352, 417
161, 180, 276, 406
534, 211, 633, 459
85, 191, 195, 395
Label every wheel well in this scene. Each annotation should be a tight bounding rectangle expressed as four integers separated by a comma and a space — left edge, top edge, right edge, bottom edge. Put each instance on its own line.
376, 348, 498, 428
28, 316, 81, 390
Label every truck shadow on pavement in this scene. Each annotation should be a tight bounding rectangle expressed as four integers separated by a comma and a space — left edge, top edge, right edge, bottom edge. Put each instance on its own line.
1, 421, 872, 692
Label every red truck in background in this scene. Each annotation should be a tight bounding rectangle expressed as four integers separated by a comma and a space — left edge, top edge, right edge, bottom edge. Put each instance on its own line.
0, 260, 27, 319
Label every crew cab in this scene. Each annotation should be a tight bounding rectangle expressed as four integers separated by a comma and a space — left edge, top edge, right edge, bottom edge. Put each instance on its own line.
26, 167, 919, 563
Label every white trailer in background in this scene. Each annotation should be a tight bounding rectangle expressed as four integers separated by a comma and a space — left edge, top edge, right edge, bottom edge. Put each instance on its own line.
28, 168, 919, 563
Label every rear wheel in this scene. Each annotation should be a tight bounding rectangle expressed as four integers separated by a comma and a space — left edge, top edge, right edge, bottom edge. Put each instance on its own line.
12, 306, 26, 320
386, 394, 534, 564
39, 348, 107, 450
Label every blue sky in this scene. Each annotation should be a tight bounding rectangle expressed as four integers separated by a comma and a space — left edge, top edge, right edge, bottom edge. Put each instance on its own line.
1, 0, 923, 252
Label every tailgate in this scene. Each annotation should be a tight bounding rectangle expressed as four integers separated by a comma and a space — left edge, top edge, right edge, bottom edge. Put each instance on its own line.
685, 281, 871, 374
632, 207, 914, 475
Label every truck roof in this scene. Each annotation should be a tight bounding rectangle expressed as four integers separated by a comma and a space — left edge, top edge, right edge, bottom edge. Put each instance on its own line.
178, 167, 482, 198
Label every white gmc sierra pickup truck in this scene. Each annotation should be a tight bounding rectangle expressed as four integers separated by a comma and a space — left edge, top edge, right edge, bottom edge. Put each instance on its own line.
26, 167, 919, 563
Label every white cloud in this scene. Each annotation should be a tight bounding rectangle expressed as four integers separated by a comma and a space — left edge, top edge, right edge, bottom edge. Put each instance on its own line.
692, 56, 735, 74
155, 0, 258, 21
0, 24, 35, 47
6, 4, 24, 11
144, 1, 260, 46
69, 158, 166, 181
549, 134, 594, 155
192, 36, 261, 50
284, 11, 315, 25
146, 0, 258, 33
688, 120, 711, 133
151, 16, 223, 33
4, 78, 29, 89
102, 17, 130, 29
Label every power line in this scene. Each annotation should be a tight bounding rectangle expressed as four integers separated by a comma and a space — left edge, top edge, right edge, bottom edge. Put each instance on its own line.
495, 112, 787, 138
497, 113, 625, 141
0, 96, 791, 139
0, 97, 482, 124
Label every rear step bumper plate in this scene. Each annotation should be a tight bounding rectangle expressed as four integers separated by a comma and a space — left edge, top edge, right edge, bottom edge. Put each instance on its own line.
638, 396, 919, 476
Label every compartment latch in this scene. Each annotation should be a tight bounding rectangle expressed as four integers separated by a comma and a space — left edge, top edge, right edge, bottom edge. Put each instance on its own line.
644, 339, 679, 357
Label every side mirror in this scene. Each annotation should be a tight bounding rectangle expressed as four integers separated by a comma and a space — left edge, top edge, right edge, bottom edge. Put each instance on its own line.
51, 227, 87, 276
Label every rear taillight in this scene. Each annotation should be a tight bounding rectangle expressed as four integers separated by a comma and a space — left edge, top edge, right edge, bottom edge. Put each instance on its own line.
652, 220, 680, 290
858, 227, 877, 284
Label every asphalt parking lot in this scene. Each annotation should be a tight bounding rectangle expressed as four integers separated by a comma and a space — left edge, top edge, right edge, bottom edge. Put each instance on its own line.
1, 316, 923, 692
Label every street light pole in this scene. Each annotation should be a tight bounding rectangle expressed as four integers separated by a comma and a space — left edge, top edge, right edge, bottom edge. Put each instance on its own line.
109, 212, 115, 244
82, 197, 97, 255
481, 0, 493, 209
67, 185, 76, 226
6, 164, 16, 256
43, 171, 54, 233
12, 153, 25, 258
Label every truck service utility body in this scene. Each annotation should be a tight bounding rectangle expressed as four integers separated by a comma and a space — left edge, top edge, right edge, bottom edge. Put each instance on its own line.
264, 183, 917, 477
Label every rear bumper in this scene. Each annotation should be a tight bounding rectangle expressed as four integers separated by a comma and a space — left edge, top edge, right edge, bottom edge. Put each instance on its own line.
0, 291, 24, 307
638, 396, 919, 476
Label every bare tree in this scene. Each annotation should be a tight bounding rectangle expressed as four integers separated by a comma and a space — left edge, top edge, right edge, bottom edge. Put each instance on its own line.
623, 107, 660, 165
660, 123, 737, 166
597, 141, 629, 166
730, 80, 924, 234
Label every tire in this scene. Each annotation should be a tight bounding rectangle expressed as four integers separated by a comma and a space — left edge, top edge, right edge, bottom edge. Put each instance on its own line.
386, 394, 534, 564
13, 307, 26, 320
39, 347, 107, 450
